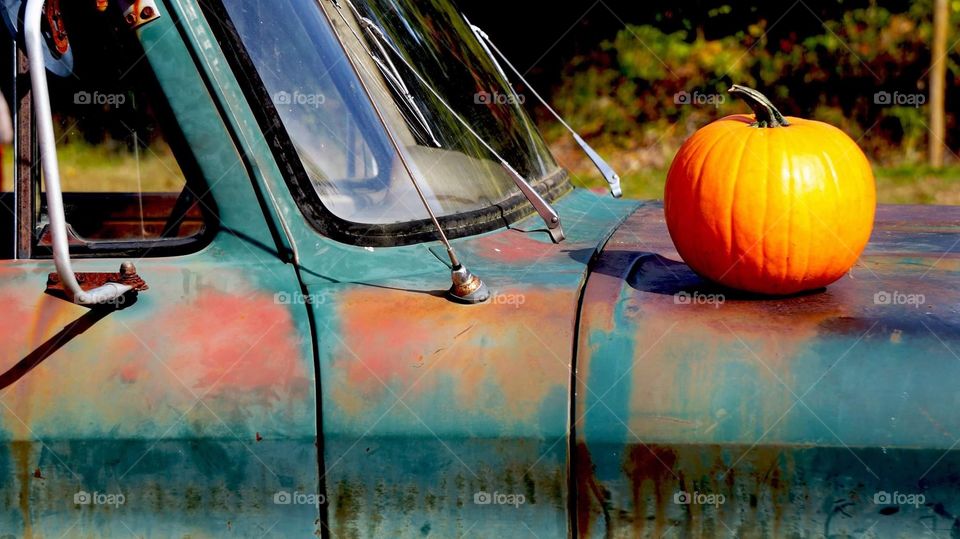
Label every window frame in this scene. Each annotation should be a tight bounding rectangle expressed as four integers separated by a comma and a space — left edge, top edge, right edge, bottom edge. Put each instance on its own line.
12, 23, 218, 260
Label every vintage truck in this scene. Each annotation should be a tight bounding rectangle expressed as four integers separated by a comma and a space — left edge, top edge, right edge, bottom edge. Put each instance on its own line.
0, 0, 957, 537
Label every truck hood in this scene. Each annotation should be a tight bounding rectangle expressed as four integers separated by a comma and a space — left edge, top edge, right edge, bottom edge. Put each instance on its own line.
574, 202, 960, 536
578, 202, 960, 449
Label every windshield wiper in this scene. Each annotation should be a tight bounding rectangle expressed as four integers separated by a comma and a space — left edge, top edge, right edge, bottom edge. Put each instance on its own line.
324, 0, 492, 303
358, 18, 441, 148
467, 22, 622, 198
326, 1, 440, 148
329, 0, 565, 243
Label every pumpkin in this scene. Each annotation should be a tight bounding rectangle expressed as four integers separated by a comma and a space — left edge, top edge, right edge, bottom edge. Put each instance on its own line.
664, 85, 876, 295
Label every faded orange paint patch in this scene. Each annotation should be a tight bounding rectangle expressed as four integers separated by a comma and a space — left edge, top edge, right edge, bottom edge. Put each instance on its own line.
0, 290, 89, 439
331, 287, 576, 422
470, 230, 560, 265
0, 285, 311, 440
123, 290, 311, 399
0, 292, 79, 368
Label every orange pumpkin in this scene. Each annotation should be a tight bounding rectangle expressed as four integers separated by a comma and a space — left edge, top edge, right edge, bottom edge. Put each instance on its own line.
664, 85, 876, 295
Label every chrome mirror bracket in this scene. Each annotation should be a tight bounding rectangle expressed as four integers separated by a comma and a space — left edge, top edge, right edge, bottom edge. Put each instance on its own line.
25, 0, 144, 306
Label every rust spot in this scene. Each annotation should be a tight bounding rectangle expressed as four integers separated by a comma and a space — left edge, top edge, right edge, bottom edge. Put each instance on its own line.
12, 442, 32, 536
625, 444, 678, 537
256, 432, 263, 442
32, 468, 43, 479
578, 443, 797, 536
45, 265, 149, 301
119, 290, 309, 398
574, 442, 608, 535
333, 480, 364, 538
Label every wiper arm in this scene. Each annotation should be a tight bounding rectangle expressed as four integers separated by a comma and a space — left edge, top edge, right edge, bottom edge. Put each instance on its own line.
358, 18, 441, 148
324, 0, 491, 303
468, 22, 622, 198
333, 0, 564, 243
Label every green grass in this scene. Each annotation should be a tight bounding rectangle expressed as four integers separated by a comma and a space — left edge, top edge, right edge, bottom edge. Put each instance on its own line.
568, 164, 960, 205
872, 164, 960, 205
0, 141, 184, 193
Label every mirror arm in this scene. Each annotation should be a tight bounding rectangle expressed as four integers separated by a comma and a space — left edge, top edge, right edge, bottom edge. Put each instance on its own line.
25, 0, 136, 305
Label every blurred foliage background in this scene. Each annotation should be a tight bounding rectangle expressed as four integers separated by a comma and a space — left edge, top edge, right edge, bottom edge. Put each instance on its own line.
464, 0, 960, 203
5, 1, 955, 205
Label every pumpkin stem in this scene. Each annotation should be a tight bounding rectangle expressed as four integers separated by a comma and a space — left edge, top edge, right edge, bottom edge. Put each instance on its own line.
728, 85, 790, 128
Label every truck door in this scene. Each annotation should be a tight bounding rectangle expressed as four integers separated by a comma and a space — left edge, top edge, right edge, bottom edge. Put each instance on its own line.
0, 3, 318, 536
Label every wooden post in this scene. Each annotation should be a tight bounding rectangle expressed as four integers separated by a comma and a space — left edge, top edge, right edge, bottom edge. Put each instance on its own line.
929, 0, 948, 168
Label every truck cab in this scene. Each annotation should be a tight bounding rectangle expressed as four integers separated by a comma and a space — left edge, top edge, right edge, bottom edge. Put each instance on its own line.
0, 0, 958, 537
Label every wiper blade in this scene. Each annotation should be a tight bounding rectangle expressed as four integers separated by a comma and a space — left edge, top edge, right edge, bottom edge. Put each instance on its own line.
358, 17, 441, 148
344, 6, 564, 242
468, 22, 623, 198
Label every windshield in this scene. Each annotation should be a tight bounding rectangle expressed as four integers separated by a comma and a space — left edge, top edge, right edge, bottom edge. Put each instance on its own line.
218, 0, 560, 227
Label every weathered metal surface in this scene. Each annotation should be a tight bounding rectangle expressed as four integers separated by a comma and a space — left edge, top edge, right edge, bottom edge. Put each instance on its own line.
306, 190, 640, 537
171, 0, 642, 530
0, 2, 319, 536
575, 203, 960, 537
7, 0, 959, 536
0, 262, 318, 537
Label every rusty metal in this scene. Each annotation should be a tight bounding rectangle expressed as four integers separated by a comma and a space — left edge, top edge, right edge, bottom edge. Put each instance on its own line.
119, 0, 160, 28
45, 261, 149, 303
312, 190, 640, 537
448, 264, 490, 304
15, 42, 34, 260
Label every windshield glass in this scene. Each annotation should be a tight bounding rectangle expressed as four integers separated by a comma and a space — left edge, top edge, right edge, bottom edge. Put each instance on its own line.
219, 0, 559, 226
